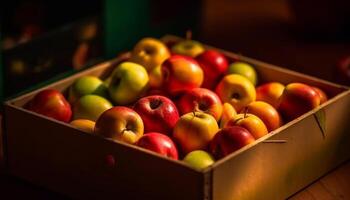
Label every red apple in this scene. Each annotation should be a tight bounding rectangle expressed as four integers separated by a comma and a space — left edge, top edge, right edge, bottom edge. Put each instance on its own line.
94, 106, 144, 144
27, 89, 72, 122
133, 95, 180, 135
177, 88, 223, 121
312, 86, 328, 104
256, 82, 285, 108
161, 55, 203, 96
278, 83, 321, 121
210, 126, 255, 159
137, 132, 178, 160
196, 50, 229, 89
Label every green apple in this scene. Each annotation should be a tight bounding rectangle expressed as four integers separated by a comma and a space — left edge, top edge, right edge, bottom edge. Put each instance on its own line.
171, 40, 205, 57
108, 62, 149, 105
69, 75, 108, 103
183, 150, 215, 170
73, 94, 113, 121
130, 37, 170, 72
228, 62, 257, 85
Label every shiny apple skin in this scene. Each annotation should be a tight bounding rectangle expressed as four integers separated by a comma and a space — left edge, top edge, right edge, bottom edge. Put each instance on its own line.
226, 113, 268, 139
173, 112, 219, 154
210, 126, 255, 159
28, 89, 72, 123
161, 55, 204, 96
73, 94, 113, 122
177, 88, 223, 121
94, 106, 144, 144
256, 82, 285, 108
137, 132, 178, 160
196, 50, 229, 89
183, 150, 215, 170
312, 86, 328, 104
244, 101, 282, 132
278, 83, 321, 121
133, 95, 179, 135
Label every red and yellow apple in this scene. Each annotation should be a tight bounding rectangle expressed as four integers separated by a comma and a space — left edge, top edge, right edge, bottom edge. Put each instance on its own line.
161, 55, 203, 96
130, 37, 170, 72
177, 88, 223, 121
173, 112, 219, 154
226, 113, 268, 139
256, 82, 285, 108
219, 103, 237, 128
133, 95, 179, 135
94, 106, 144, 144
196, 50, 229, 89
27, 89, 72, 122
312, 86, 328, 104
137, 132, 178, 160
278, 83, 321, 121
215, 74, 256, 112
209, 126, 255, 159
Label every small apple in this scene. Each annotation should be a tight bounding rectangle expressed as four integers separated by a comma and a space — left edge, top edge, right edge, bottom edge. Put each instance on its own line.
278, 83, 321, 121
94, 106, 144, 144
183, 150, 215, 170
215, 74, 256, 112
312, 86, 328, 104
209, 126, 255, 159
133, 95, 179, 135
226, 113, 268, 139
196, 50, 229, 89
161, 55, 203, 96
148, 65, 163, 88
173, 112, 219, 154
70, 119, 95, 133
177, 88, 223, 121
243, 101, 282, 132
108, 62, 149, 105
130, 37, 170, 72
68, 75, 108, 103
219, 103, 237, 128
73, 94, 113, 121
171, 40, 205, 57
256, 82, 285, 108
137, 132, 178, 160
27, 89, 72, 122
227, 62, 257, 85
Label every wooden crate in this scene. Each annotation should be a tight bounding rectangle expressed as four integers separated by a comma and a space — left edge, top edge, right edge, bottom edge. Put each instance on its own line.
3, 36, 350, 200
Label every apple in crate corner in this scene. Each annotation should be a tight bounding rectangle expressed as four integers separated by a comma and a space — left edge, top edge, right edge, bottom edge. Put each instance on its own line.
210, 126, 255, 159
256, 82, 285, 108
68, 75, 108, 104
130, 37, 170, 72
226, 113, 268, 139
137, 132, 178, 160
177, 88, 223, 121
161, 55, 203, 96
183, 150, 215, 170
312, 86, 328, 104
133, 95, 179, 135
215, 74, 256, 112
70, 119, 95, 133
171, 40, 205, 57
73, 94, 113, 122
108, 62, 149, 105
227, 62, 257, 86
173, 112, 219, 154
27, 89, 72, 122
278, 83, 321, 121
95, 106, 144, 144
196, 50, 229, 89
243, 101, 282, 132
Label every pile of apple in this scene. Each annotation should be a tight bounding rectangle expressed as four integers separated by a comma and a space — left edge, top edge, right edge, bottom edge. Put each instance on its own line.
26, 37, 328, 170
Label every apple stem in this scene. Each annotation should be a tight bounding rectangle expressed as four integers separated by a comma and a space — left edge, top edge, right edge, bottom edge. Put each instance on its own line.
186, 30, 192, 40
243, 107, 249, 118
